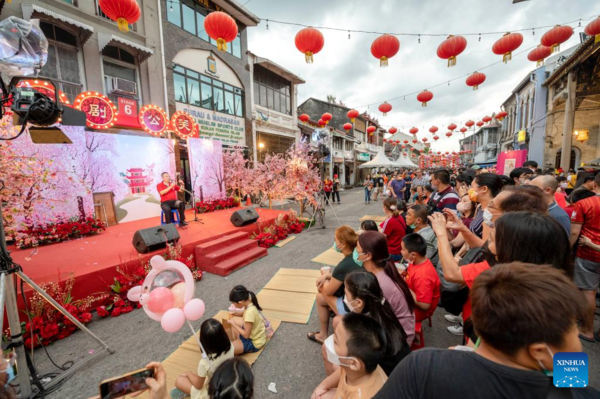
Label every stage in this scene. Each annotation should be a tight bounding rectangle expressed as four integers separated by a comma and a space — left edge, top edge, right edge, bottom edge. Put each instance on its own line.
9, 207, 286, 302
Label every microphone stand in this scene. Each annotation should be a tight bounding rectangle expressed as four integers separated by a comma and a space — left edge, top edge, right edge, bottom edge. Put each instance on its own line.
180, 187, 204, 224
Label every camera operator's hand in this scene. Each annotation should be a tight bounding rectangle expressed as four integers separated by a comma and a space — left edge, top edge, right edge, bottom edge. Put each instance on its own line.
130, 362, 168, 399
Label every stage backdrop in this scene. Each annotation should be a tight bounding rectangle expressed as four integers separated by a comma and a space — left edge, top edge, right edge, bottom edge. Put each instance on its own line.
496, 149, 528, 176
187, 138, 225, 202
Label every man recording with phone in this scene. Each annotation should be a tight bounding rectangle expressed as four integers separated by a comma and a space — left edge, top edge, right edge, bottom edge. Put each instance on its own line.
157, 172, 188, 227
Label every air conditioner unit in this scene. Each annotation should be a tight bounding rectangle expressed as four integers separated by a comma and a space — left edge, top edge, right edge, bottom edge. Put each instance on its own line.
105, 76, 137, 95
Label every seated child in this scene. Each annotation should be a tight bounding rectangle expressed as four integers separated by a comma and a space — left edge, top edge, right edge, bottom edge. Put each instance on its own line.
313, 313, 388, 399
228, 285, 267, 355
208, 357, 254, 399
359, 220, 379, 234
400, 234, 441, 322
172, 318, 234, 399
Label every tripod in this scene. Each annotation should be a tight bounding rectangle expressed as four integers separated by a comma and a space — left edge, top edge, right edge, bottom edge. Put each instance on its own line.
0, 198, 114, 398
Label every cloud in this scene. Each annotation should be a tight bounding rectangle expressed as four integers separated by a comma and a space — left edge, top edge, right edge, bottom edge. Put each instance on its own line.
245, 0, 600, 151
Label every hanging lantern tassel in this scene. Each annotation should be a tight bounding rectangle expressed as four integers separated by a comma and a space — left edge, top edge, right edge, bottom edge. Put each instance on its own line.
380, 56, 388, 67
217, 38, 228, 52
305, 51, 314, 63
503, 51, 512, 63
472, 84, 478, 91
117, 18, 130, 32
422, 102, 427, 107
448, 56, 456, 67
536, 60, 543, 67
551, 44, 559, 53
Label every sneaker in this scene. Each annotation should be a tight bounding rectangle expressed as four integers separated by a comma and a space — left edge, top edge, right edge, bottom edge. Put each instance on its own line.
444, 314, 463, 324
179, 221, 188, 227
447, 324, 464, 336
170, 387, 189, 399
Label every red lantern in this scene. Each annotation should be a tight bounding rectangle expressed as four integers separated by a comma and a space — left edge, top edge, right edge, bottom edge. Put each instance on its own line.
585, 16, 600, 44
367, 126, 376, 135
401, 145, 406, 149
343, 123, 352, 132
295, 27, 325, 63
412, 139, 418, 144
388, 127, 398, 134
403, 140, 408, 144
495, 111, 507, 121
417, 90, 433, 107
466, 72, 486, 90
383, 138, 388, 143
527, 45, 553, 67
409, 127, 419, 135
429, 126, 438, 134
445, 132, 452, 138
448, 123, 457, 131
299, 113, 310, 124
347, 109, 359, 123
492, 32, 524, 63
541, 25, 573, 53
422, 137, 428, 142
465, 120, 475, 128
98, 0, 140, 33
437, 35, 467, 67
460, 127, 467, 134
371, 34, 400, 67
321, 113, 332, 125
476, 121, 484, 127
482, 116, 492, 123
378, 102, 392, 116
204, 11, 239, 52
433, 135, 439, 141
318, 119, 326, 127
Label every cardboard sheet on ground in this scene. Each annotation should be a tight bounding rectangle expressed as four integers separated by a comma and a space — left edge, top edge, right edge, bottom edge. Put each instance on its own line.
263, 268, 321, 294
311, 247, 344, 267
359, 215, 387, 223
257, 289, 316, 324
275, 236, 296, 247
131, 310, 281, 399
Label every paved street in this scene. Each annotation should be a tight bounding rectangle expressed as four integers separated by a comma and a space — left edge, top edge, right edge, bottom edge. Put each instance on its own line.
32, 188, 600, 398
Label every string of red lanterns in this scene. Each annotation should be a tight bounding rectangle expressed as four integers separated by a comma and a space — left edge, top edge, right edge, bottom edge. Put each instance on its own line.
371, 34, 400, 67
417, 90, 434, 107
492, 32, 524, 63
295, 27, 325, 63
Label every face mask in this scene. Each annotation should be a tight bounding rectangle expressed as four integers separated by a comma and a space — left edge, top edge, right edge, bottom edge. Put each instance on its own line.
333, 242, 343, 253
324, 335, 356, 367
559, 182, 567, 188
456, 202, 470, 214
431, 185, 438, 191
409, 223, 417, 229
483, 208, 495, 228
0, 357, 16, 384
468, 188, 479, 202
537, 344, 554, 377
343, 296, 357, 312
352, 248, 364, 267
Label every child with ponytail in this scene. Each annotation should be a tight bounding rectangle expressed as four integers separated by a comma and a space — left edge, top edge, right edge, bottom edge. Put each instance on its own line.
228, 285, 267, 355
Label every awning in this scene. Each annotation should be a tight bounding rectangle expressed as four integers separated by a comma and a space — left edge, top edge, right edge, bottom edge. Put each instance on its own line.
22, 4, 94, 44
359, 149, 396, 169
98, 33, 154, 63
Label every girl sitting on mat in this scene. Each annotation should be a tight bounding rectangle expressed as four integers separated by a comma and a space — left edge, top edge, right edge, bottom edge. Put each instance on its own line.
227, 285, 267, 355
172, 318, 234, 399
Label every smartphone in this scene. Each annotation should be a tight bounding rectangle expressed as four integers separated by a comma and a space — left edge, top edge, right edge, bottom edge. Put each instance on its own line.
99, 367, 155, 399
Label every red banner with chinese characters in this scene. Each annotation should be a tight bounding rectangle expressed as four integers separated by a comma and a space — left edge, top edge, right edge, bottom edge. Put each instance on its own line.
74, 92, 118, 129
170, 111, 198, 139
138, 105, 169, 136
16, 79, 72, 107
116, 97, 140, 128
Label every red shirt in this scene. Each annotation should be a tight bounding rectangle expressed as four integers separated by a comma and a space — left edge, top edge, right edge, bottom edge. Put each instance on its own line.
406, 258, 441, 321
157, 182, 180, 202
554, 191, 568, 210
459, 261, 491, 321
324, 180, 333, 192
571, 196, 600, 263
380, 215, 406, 255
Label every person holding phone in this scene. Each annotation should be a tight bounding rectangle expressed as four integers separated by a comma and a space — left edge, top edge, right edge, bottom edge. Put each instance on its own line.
97, 362, 167, 399
157, 172, 187, 226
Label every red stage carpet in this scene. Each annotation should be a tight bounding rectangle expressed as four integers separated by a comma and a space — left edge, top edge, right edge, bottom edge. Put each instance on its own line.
9, 207, 286, 301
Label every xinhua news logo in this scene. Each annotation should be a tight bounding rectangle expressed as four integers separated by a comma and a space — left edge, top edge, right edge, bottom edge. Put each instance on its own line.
553, 352, 588, 388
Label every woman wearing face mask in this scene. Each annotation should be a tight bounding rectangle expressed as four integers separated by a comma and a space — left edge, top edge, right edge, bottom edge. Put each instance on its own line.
380, 198, 407, 262
455, 194, 476, 230
355, 231, 415, 346
429, 211, 572, 326
322, 271, 411, 376
309, 226, 361, 345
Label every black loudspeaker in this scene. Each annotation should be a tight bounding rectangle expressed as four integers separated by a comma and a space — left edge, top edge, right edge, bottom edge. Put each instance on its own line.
230, 208, 260, 227
132, 224, 180, 253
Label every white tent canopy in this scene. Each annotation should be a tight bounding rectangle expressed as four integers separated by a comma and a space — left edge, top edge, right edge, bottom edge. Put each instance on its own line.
358, 149, 396, 168
394, 154, 417, 168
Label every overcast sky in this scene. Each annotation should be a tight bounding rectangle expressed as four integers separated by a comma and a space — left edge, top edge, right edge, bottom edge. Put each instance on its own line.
244, 0, 600, 151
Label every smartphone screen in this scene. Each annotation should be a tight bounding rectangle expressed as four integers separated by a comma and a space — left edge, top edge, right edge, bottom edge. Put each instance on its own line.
99, 368, 154, 399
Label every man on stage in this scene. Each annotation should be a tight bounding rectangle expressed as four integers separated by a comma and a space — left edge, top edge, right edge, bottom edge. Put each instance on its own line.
157, 172, 188, 226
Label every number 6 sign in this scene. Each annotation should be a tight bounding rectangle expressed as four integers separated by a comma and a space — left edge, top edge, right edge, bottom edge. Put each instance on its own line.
117, 97, 140, 128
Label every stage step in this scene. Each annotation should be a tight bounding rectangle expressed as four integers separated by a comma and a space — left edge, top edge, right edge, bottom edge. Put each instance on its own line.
195, 235, 268, 276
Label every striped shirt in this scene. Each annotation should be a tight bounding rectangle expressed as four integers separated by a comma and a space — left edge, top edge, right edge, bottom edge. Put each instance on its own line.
412, 176, 430, 188
431, 186, 460, 212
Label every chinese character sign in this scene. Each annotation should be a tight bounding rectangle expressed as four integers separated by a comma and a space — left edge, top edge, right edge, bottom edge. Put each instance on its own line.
171, 111, 198, 139
74, 92, 118, 129
139, 105, 168, 136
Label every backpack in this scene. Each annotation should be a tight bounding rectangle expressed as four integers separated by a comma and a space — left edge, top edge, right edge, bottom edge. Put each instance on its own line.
439, 247, 485, 315
426, 190, 452, 215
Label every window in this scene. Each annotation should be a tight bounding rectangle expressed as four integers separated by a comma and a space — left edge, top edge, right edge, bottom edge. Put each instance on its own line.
102, 45, 140, 106
173, 64, 244, 117
167, 0, 242, 59
38, 22, 84, 103
253, 65, 292, 115
345, 140, 353, 151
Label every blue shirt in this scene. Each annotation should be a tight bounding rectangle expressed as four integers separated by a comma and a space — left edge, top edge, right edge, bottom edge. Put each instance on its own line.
548, 202, 571, 236
390, 179, 406, 198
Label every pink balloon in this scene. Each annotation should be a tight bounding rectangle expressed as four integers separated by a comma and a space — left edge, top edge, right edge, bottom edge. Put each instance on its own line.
184, 299, 205, 321
171, 282, 187, 309
146, 287, 174, 314
161, 308, 186, 333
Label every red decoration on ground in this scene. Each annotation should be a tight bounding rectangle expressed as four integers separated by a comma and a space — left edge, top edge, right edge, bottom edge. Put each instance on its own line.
585, 16, 600, 43
482, 116, 492, 123
295, 27, 325, 63
321, 113, 332, 124
448, 123, 457, 131
417, 90, 433, 107
171, 111, 198, 139
476, 121, 484, 127
74, 92, 118, 129
138, 105, 168, 136
465, 120, 475, 128
409, 127, 419, 135
367, 126, 376, 135
347, 109, 359, 122
299, 113, 310, 124
429, 126, 438, 134
371, 34, 400, 67
98, 0, 141, 33
388, 127, 398, 134
492, 32, 524, 63
445, 132, 452, 138
437, 35, 467, 67
378, 102, 392, 116
466, 72, 486, 90
541, 25, 573, 53
495, 111, 507, 121
527, 45, 553, 66
204, 11, 239, 52
343, 123, 352, 132
433, 135, 439, 141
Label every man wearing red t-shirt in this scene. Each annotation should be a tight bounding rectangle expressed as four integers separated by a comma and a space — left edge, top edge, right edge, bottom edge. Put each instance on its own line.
569, 173, 600, 342
401, 234, 441, 322
156, 172, 187, 226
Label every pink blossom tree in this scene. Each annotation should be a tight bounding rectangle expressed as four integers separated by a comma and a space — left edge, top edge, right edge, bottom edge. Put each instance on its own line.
223, 146, 255, 199
252, 153, 288, 209
285, 142, 321, 210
